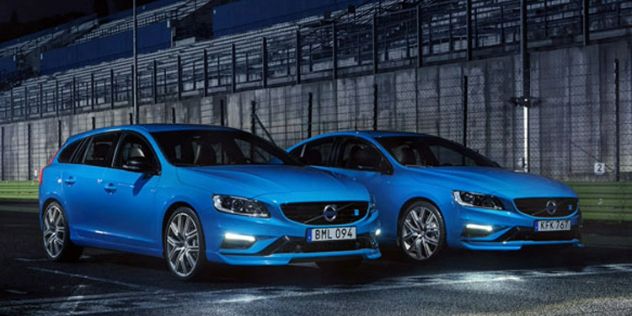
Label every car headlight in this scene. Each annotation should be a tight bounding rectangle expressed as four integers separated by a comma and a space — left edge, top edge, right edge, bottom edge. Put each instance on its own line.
453, 191, 504, 210
213, 195, 270, 218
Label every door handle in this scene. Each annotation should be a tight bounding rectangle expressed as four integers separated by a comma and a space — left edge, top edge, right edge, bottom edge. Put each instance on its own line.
64, 177, 76, 185
104, 183, 117, 194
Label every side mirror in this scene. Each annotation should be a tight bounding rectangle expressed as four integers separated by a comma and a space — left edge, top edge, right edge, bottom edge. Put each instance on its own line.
123, 156, 153, 173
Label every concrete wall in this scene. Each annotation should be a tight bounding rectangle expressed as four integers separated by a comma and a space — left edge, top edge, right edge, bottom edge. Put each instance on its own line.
2, 40, 631, 182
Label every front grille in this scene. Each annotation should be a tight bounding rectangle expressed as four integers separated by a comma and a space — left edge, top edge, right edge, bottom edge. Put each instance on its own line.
514, 198, 578, 218
495, 226, 581, 242
257, 234, 377, 255
281, 201, 368, 225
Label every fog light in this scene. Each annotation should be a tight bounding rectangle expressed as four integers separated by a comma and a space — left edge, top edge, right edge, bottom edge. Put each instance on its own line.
225, 232, 256, 242
221, 233, 256, 250
466, 224, 493, 232
375, 229, 381, 237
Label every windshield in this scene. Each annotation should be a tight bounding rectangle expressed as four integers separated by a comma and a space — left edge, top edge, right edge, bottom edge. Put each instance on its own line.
151, 130, 302, 167
376, 136, 500, 168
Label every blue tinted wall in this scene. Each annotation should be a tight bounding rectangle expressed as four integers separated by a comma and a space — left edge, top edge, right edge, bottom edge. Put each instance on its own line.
213, 0, 377, 37
41, 21, 171, 75
0, 56, 16, 73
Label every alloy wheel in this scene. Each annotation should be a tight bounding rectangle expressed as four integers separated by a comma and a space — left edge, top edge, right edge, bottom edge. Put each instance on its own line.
400, 202, 445, 261
165, 208, 203, 279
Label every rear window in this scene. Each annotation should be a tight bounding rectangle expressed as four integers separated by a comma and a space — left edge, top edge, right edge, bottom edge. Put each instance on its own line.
57, 139, 83, 163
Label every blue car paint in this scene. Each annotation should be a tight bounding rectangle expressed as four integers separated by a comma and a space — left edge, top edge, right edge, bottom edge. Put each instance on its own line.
39, 125, 380, 266
288, 131, 582, 251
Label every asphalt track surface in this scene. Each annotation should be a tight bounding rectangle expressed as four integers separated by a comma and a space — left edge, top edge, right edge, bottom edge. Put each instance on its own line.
1, 203, 632, 316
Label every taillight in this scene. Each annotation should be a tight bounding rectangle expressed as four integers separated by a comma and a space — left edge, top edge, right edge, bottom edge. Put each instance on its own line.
40, 149, 60, 185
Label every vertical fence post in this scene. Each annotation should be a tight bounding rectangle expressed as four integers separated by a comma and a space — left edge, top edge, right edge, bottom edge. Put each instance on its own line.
90, 73, 95, 111
110, 69, 115, 109
521, 0, 530, 173
373, 84, 378, 131
57, 120, 62, 148
153, 60, 158, 104
307, 92, 313, 138
296, 30, 302, 85
172, 107, 176, 124
417, 5, 423, 68
177, 55, 182, 100
462, 76, 468, 148
373, 14, 379, 74
332, 22, 338, 80
231, 43, 237, 93
582, 0, 590, 46
10, 89, 14, 122
262, 37, 268, 88
466, 0, 473, 61
27, 124, 32, 181
203, 50, 209, 97
614, 59, 620, 181
39, 82, 43, 118
72, 77, 77, 114
24, 86, 29, 119
220, 99, 226, 127
55, 80, 60, 116
251, 101, 256, 135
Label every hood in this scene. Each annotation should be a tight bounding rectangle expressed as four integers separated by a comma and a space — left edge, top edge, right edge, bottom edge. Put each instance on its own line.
177, 165, 369, 203
407, 166, 577, 198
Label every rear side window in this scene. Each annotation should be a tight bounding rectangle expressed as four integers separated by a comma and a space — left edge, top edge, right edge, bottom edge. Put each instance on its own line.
81, 133, 120, 167
289, 137, 335, 166
57, 140, 83, 163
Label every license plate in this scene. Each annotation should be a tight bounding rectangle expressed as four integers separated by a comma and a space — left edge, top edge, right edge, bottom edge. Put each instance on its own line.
307, 227, 356, 242
534, 220, 571, 232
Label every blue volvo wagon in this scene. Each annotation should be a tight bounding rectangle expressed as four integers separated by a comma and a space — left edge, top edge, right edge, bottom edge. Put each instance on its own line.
289, 131, 581, 262
39, 125, 380, 279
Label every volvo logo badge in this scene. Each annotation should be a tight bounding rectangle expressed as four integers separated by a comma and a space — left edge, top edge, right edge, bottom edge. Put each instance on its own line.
545, 200, 558, 215
323, 205, 338, 222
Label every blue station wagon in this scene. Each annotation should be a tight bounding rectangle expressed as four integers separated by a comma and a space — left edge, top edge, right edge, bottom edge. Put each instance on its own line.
39, 125, 380, 279
289, 131, 582, 262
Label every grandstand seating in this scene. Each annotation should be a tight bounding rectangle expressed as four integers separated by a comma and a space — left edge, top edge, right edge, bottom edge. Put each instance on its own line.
2, 0, 632, 123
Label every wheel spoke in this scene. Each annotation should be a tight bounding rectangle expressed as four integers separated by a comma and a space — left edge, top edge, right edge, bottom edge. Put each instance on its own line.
403, 220, 417, 234
410, 210, 422, 230
422, 239, 434, 257
414, 238, 425, 259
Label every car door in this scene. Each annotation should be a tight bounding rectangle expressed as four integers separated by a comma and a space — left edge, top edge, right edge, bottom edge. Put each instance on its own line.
63, 132, 120, 241
97, 132, 161, 250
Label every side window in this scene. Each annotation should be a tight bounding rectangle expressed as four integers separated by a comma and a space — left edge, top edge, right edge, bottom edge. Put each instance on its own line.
335, 138, 384, 172
113, 134, 158, 170
429, 145, 477, 167
57, 139, 83, 163
82, 133, 119, 167
289, 138, 335, 166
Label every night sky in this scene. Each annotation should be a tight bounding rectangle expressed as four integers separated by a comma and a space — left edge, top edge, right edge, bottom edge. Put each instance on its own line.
1, 0, 94, 24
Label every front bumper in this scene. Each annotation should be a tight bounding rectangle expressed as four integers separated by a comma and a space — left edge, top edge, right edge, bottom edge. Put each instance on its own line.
202, 208, 381, 265
450, 204, 582, 250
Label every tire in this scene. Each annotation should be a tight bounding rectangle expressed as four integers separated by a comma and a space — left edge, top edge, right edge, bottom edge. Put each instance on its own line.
164, 207, 206, 280
42, 201, 83, 262
398, 201, 445, 261
316, 258, 362, 271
